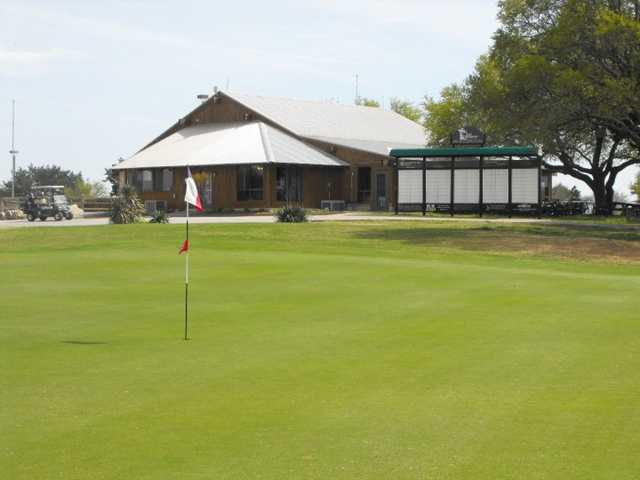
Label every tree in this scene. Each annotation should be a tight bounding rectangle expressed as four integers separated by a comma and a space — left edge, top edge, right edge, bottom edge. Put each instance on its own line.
424, 1, 640, 214
64, 178, 109, 199
614, 190, 630, 203
632, 172, 640, 200
422, 84, 482, 147
355, 97, 380, 107
569, 186, 582, 202
552, 184, 582, 201
552, 184, 572, 201
495, 0, 640, 151
1, 164, 83, 197
389, 98, 423, 123
105, 168, 119, 196
110, 185, 145, 224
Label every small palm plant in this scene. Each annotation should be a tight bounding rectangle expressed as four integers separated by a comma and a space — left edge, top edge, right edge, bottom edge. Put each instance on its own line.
275, 205, 307, 223
110, 185, 145, 224
149, 210, 169, 224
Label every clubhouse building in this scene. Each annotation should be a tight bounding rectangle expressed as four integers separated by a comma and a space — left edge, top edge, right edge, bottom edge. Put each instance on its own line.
113, 90, 426, 211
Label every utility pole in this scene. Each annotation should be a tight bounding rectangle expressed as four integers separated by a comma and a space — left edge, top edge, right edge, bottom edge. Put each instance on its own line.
355, 74, 359, 104
9, 100, 18, 198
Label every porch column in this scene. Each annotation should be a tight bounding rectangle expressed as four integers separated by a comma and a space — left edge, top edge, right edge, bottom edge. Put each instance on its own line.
264, 164, 273, 208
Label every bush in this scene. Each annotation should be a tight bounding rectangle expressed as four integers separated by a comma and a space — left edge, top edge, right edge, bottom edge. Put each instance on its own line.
149, 210, 169, 224
110, 185, 145, 224
275, 205, 307, 223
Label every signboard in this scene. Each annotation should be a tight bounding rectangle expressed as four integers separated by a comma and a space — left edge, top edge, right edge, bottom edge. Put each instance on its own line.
450, 126, 486, 147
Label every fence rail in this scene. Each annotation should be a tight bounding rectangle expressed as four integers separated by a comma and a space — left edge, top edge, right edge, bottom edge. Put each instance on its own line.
68, 197, 113, 212
612, 202, 640, 218
0, 197, 23, 220
0, 197, 20, 210
1, 196, 113, 212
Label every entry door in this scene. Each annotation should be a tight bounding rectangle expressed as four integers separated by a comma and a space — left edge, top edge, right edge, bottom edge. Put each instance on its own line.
376, 173, 387, 210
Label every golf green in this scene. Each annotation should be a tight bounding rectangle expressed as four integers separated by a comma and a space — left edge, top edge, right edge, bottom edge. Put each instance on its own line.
2, 221, 639, 479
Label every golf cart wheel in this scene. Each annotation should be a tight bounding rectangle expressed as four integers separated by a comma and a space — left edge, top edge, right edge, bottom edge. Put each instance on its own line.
27, 213, 36, 222
39, 215, 47, 222
54, 213, 63, 221
65, 212, 74, 220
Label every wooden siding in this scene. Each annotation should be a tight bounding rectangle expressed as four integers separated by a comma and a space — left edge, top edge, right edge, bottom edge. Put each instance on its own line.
136, 165, 347, 211
142, 93, 298, 152
305, 138, 395, 210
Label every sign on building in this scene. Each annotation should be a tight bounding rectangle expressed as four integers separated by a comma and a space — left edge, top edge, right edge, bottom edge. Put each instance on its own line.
450, 126, 486, 147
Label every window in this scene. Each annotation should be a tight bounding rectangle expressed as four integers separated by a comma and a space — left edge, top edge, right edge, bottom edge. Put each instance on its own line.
162, 169, 173, 192
276, 166, 303, 202
127, 170, 143, 192
237, 165, 264, 201
142, 170, 153, 192
153, 170, 163, 192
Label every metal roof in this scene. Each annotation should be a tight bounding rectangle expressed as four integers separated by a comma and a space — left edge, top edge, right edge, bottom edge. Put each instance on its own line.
114, 122, 348, 170
389, 146, 539, 158
307, 136, 424, 157
228, 92, 427, 151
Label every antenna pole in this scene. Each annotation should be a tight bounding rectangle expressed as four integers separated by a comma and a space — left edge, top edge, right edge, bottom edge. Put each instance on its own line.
9, 100, 17, 198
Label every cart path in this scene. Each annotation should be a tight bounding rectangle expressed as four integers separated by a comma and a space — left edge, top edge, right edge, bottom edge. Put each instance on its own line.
1, 213, 639, 231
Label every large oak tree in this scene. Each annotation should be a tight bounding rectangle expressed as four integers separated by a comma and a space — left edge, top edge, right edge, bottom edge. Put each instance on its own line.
425, 0, 640, 214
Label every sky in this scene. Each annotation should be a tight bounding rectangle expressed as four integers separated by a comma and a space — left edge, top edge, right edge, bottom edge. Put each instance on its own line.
1, 0, 637, 198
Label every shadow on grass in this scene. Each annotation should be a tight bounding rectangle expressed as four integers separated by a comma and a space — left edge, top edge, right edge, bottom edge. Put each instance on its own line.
351, 224, 640, 262
61, 340, 108, 345
355, 226, 480, 244
354, 224, 640, 243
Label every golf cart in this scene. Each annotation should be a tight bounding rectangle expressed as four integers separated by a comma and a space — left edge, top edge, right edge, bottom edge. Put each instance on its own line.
23, 185, 74, 222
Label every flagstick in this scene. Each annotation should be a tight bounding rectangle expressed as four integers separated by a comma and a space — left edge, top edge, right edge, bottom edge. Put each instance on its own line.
184, 200, 189, 341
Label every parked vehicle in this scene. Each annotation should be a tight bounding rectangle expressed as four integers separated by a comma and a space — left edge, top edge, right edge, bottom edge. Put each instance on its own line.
22, 186, 74, 222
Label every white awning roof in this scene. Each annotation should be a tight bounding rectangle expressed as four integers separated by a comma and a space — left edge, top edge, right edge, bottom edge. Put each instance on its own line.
114, 121, 348, 170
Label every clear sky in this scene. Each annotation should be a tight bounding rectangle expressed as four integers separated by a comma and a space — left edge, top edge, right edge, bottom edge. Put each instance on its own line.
1, 0, 637, 198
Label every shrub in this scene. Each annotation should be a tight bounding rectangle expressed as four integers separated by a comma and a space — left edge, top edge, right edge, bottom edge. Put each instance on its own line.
149, 210, 169, 224
275, 205, 307, 223
110, 185, 145, 224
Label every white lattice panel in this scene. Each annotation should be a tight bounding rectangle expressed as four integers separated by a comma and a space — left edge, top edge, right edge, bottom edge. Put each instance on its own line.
426, 170, 451, 204
483, 169, 508, 203
398, 170, 423, 203
454, 170, 480, 204
512, 169, 538, 203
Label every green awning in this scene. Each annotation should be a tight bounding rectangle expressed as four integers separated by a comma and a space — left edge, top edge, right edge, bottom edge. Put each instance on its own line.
389, 146, 538, 158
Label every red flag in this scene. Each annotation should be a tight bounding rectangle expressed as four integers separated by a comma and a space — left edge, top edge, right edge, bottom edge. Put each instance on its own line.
179, 239, 189, 254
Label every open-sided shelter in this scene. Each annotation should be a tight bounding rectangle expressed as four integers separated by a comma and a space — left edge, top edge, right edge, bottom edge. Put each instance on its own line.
390, 146, 553, 216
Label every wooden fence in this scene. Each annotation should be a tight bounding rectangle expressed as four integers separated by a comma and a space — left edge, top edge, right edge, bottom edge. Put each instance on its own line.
612, 202, 640, 218
67, 197, 113, 212
1, 196, 113, 213
0, 197, 23, 220
0, 197, 20, 211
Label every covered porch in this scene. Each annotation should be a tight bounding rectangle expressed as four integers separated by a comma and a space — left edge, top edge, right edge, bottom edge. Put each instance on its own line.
114, 121, 348, 211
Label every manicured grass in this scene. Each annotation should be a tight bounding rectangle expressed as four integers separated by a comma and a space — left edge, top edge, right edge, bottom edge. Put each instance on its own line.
2, 221, 640, 479
366, 210, 640, 224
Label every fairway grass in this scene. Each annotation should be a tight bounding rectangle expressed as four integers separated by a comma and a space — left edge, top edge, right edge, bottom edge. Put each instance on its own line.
2, 221, 640, 479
